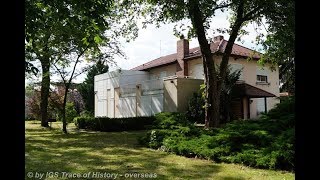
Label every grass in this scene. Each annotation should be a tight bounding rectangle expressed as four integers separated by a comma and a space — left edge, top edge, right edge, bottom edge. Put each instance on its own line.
25, 121, 294, 180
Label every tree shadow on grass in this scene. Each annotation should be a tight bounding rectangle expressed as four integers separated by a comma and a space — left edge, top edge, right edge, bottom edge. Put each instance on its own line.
26, 123, 247, 179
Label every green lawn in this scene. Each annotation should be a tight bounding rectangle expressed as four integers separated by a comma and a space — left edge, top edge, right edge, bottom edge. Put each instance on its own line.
25, 121, 294, 180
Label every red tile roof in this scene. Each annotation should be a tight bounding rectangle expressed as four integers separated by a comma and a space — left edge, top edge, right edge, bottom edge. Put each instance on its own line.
131, 39, 261, 71
131, 53, 177, 71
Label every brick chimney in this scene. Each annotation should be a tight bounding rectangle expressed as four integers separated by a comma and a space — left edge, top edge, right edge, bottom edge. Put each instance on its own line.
176, 35, 189, 77
213, 35, 224, 43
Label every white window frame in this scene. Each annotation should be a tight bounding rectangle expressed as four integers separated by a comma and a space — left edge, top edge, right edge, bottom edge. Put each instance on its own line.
257, 75, 268, 83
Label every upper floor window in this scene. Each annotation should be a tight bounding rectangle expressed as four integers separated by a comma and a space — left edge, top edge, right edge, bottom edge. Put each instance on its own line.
257, 75, 268, 83
256, 67, 270, 85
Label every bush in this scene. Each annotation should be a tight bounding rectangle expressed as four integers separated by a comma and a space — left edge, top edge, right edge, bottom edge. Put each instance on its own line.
66, 102, 78, 123
74, 116, 155, 132
267, 96, 294, 120
186, 92, 205, 124
74, 116, 96, 129
138, 100, 295, 171
152, 112, 191, 129
79, 110, 94, 117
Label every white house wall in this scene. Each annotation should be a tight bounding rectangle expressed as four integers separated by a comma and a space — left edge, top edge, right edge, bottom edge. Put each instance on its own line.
151, 94, 163, 114
119, 96, 136, 117
94, 70, 150, 118
140, 96, 152, 116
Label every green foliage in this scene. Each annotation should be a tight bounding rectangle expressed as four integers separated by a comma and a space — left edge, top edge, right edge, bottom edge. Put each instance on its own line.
153, 112, 191, 129
78, 61, 109, 113
56, 102, 78, 123
258, 0, 295, 93
26, 0, 140, 129
73, 116, 96, 130
186, 65, 241, 124
74, 116, 155, 132
186, 92, 205, 123
25, 121, 294, 179
265, 96, 295, 120
138, 112, 201, 148
139, 99, 295, 171
65, 103, 78, 123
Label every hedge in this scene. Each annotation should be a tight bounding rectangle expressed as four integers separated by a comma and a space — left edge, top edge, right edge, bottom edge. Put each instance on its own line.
73, 116, 156, 132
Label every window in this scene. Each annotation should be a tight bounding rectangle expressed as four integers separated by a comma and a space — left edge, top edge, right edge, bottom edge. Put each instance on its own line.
257, 75, 268, 82
256, 98, 265, 115
256, 67, 269, 84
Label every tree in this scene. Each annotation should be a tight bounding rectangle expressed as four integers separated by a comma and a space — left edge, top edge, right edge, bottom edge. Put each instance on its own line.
67, 89, 85, 115
26, 85, 57, 121
26, 0, 139, 130
138, 0, 275, 128
219, 65, 241, 123
259, 0, 295, 93
78, 60, 109, 113
186, 65, 241, 124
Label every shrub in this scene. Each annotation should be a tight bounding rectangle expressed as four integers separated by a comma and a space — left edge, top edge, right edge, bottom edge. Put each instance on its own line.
153, 112, 191, 129
138, 99, 295, 171
66, 102, 78, 123
80, 110, 94, 117
73, 116, 155, 132
73, 116, 96, 130
267, 96, 294, 120
186, 92, 205, 124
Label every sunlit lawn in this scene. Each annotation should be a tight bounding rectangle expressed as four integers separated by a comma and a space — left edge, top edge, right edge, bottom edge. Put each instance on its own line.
25, 121, 294, 180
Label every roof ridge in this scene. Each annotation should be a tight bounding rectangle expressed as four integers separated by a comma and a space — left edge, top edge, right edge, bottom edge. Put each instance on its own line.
131, 38, 262, 71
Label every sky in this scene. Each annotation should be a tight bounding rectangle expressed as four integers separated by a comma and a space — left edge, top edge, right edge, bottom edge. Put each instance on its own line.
26, 10, 267, 85
108, 11, 266, 72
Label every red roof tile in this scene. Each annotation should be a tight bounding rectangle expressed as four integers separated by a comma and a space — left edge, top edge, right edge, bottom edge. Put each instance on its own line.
131, 39, 261, 71
131, 53, 177, 71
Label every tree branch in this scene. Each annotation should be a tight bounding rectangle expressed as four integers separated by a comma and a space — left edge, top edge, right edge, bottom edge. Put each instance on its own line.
242, 6, 263, 21
67, 46, 90, 86
72, 64, 95, 80
212, 2, 233, 12
53, 63, 66, 84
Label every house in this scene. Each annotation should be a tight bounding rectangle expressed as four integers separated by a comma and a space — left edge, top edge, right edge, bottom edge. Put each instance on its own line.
94, 35, 279, 119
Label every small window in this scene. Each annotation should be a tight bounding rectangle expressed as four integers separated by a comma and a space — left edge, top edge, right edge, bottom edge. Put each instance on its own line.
257, 75, 268, 82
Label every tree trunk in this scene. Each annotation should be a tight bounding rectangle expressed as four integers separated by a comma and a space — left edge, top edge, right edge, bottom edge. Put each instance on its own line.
217, 23, 242, 126
62, 85, 69, 134
211, 84, 221, 127
188, 0, 217, 128
40, 59, 50, 127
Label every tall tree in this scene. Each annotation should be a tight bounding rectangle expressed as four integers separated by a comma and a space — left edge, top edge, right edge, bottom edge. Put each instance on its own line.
259, 0, 295, 93
138, 0, 275, 127
78, 60, 109, 113
25, 0, 138, 128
